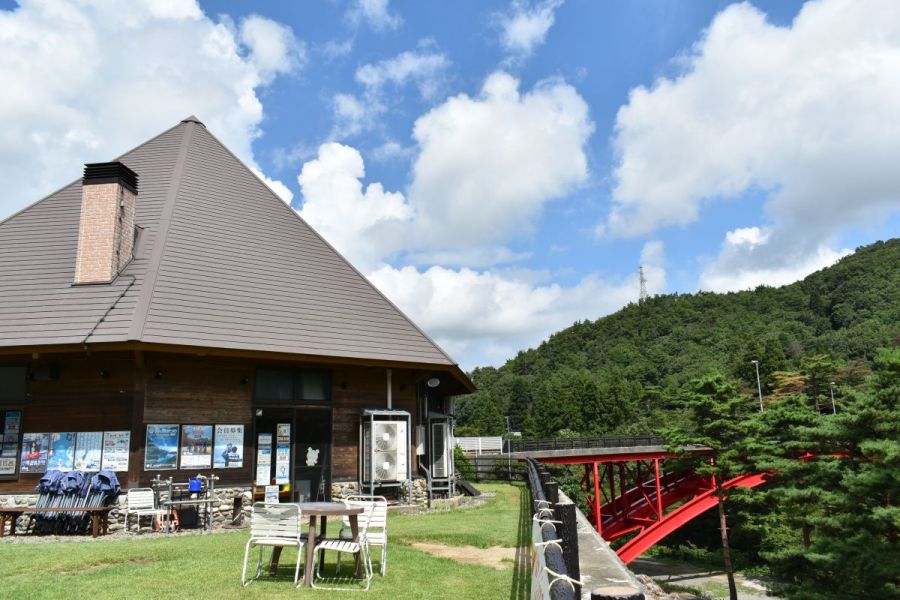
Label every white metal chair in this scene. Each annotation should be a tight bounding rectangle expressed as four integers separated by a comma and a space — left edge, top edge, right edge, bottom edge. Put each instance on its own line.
339, 495, 388, 575
124, 488, 163, 533
241, 503, 305, 588
312, 500, 374, 591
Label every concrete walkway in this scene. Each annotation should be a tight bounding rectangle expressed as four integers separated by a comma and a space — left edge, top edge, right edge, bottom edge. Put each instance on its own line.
631, 557, 779, 600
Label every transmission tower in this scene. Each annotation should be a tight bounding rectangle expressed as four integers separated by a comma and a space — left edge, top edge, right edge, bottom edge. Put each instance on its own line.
639, 265, 648, 303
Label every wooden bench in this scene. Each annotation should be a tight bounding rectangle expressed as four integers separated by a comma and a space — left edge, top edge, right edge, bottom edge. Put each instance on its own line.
0, 506, 115, 538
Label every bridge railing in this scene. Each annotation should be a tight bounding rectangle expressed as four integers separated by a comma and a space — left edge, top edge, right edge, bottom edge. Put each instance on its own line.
507, 435, 667, 454
526, 458, 580, 600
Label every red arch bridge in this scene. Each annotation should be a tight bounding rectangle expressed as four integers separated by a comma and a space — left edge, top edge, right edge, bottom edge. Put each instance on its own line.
506, 436, 768, 564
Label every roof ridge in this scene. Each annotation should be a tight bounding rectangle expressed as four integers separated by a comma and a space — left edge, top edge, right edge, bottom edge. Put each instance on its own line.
192, 125, 461, 368
127, 119, 196, 341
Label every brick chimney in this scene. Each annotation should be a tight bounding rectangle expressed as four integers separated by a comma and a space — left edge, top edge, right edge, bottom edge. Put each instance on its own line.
73, 162, 138, 284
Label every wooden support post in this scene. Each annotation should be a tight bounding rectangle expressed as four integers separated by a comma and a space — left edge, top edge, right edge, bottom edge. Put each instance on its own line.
128, 350, 147, 488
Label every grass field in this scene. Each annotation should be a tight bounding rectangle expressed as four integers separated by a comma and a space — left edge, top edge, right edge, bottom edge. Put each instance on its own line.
1, 483, 530, 600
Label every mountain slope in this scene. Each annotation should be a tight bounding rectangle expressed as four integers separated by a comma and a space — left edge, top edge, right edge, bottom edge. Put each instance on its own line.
456, 239, 899, 436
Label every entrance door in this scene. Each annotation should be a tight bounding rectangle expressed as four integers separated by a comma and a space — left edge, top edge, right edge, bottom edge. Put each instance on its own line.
293, 408, 331, 502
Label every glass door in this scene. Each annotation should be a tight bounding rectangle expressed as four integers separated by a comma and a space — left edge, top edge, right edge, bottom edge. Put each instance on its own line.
293, 408, 331, 502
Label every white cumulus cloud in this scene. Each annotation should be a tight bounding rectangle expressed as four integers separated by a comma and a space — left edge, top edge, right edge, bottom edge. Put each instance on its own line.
346, 0, 402, 32
331, 48, 450, 139
356, 50, 449, 100
238, 13, 306, 82
497, 0, 564, 59
700, 228, 849, 292
368, 241, 665, 368
297, 143, 411, 272
408, 71, 594, 255
0, 0, 297, 217
606, 0, 900, 290
313, 71, 594, 269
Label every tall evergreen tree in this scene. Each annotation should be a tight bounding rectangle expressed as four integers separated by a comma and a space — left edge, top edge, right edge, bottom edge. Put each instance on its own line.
748, 348, 900, 599
664, 375, 755, 600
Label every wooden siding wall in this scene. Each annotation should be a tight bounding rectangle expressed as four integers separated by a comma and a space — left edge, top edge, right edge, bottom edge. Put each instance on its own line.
141, 354, 255, 486
330, 366, 420, 480
0, 351, 427, 492
2, 353, 134, 491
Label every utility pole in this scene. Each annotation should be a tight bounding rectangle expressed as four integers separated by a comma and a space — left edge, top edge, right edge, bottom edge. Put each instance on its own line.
639, 265, 648, 304
751, 360, 764, 412
829, 382, 837, 414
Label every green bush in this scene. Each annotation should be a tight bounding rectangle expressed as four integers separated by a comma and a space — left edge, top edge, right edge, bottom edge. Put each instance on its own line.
453, 444, 475, 481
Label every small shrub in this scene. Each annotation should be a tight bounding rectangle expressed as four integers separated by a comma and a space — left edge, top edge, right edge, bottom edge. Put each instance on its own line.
454, 444, 475, 481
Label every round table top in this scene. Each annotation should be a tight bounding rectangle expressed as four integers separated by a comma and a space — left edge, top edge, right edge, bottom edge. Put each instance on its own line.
297, 501, 363, 516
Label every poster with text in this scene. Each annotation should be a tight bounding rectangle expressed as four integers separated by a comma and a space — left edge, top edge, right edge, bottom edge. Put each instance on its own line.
1, 410, 21, 458
101, 431, 131, 471
0, 456, 15, 475
74, 432, 103, 470
213, 424, 244, 468
180, 425, 213, 469
47, 432, 76, 471
0, 437, 16, 458
145, 425, 179, 470
256, 433, 272, 486
275, 423, 290, 484
4, 410, 21, 434
20, 432, 49, 473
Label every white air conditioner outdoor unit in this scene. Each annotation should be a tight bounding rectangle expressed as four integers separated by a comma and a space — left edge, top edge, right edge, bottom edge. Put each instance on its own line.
361, 417, 408, 485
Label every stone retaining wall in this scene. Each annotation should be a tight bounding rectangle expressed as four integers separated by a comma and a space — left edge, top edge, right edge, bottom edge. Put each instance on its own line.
0, 487, 253, 534
332, 478, 451, 506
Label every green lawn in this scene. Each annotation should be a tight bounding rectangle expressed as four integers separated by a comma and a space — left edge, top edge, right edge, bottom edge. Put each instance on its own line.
1, 483, 530, 600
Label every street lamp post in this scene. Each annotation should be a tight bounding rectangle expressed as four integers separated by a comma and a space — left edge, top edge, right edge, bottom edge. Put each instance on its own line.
751, 360, 764, 412
829, 382, 837, 414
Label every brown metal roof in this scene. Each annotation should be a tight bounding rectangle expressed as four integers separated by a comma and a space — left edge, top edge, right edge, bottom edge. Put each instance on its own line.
0, 117, 471, 388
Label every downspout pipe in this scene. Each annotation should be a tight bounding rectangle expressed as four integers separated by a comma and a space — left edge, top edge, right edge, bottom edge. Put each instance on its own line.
386, 369, 392, 409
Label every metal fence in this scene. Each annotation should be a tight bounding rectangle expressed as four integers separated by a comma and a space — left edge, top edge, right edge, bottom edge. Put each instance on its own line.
456, 436, 504, 455
461, 455, 526, 482
507, 435, 667, 454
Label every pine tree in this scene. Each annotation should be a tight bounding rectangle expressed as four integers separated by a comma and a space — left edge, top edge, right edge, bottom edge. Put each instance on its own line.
749, 348, 900, 599
664, 375, 755, 600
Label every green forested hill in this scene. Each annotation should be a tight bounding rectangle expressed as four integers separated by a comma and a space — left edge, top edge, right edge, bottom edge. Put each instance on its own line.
456, 239, 900, 437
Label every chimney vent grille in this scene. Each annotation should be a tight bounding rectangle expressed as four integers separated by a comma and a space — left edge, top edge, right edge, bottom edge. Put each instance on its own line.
83, 162, 138, 194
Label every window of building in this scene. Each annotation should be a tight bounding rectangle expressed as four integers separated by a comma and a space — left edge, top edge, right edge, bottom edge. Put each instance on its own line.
0, 366, 26, 403
254, 367, 331, 404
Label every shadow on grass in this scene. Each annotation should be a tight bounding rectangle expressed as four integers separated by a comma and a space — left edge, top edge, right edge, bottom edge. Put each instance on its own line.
509, 484, 531, 600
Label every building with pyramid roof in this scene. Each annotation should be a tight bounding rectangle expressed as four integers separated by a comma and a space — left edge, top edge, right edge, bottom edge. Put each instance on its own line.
0, 117, 471, 505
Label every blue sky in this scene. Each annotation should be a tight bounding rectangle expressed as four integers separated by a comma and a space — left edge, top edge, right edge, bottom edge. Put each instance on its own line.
1, 0, 898, 369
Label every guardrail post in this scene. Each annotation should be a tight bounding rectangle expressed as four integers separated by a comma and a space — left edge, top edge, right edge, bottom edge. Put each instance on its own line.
555, 501, 580, 584
545, 481, 559, 506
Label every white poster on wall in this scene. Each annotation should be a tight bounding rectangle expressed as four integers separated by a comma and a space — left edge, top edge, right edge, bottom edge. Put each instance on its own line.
180, 425, 213, 469
0, 456, 16, 475
100, 431, 131, 471
75, 432, 103, 470
275, 423, 290, 485
256, 433, 272, 486
213, 424, 244, 468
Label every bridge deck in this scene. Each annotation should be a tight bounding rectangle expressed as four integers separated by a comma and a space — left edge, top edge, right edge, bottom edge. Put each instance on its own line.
508, 445, 671, 461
